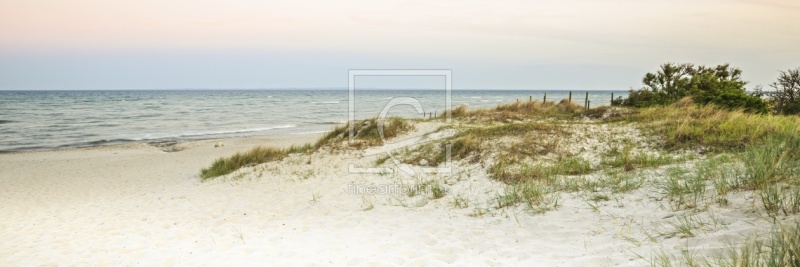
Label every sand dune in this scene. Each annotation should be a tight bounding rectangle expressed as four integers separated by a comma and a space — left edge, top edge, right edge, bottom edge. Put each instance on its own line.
0, 124, 787, 266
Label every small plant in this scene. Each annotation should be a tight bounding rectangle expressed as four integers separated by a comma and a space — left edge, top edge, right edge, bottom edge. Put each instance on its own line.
374, 154, 391, 165
491, 156, 593, 184
661, 168, 708, 210
309, 192, 321, 205
761, 185, 783, 217
761, 185, 800, 217
468, 207, 491, 217
657, 213, 710, 239
406, 179, 448, 200
602, 145, 677, 172
493, 181, 560, 214
591, 194, 610, 202
430, 185, 447, 199
361, 195, 375, 211
602, 172, 643, 193
450, 194, 469, 209
742, 132, 800, 189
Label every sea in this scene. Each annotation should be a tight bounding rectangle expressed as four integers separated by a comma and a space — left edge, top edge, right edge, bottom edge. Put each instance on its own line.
0, 90, 627, 152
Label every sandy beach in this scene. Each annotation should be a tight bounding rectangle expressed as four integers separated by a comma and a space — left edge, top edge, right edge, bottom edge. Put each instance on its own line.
2, 117, 793, 266
3, 0, 799, 265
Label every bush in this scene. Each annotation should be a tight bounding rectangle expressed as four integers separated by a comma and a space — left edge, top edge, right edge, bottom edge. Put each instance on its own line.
619, 63, 767, 113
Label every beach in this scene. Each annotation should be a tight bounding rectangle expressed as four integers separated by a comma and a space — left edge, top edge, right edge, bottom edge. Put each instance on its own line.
4, 0, 799, 265
1, 115, 791, 266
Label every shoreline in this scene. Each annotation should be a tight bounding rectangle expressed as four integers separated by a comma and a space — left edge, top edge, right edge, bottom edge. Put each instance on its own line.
0, 131, 329, 155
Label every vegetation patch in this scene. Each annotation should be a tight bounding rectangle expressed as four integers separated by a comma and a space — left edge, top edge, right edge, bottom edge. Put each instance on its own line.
200, 117, 414, 180
400, 121, 567, 167
601, 144, 679, 172
627, 98, 800, 151
651, 221, 800, 267
491, 156, 592, 184
445, 100, 585, 122
493, 180, 560, 214
199, 144, 312, 180
315, 117, 414, 149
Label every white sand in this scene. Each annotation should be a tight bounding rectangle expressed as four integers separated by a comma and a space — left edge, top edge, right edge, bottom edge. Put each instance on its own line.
0, 125, 787, 266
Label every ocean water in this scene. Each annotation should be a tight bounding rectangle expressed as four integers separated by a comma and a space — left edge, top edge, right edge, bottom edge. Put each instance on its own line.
0, 90, 627, 152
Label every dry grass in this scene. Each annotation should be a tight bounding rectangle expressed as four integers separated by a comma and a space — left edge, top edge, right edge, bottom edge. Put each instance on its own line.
491, 156, 593, 184
199, 144, 312, 180
443, 100, 584, 122
629, 97, 800, 151
652, 221, 800, 267
200, 117, 414, 180
315, 117, 414, 149
400, 121, 567, 167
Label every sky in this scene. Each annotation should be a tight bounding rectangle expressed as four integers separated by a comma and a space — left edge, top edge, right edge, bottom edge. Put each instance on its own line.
0, 0, 798, 90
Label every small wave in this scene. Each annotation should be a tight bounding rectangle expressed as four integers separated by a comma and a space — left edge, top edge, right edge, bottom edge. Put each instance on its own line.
312, 101, 341, 104
0, 120, 15, 124
180, 125, 298, 137
291, 130, 329, 135
121, 125, 298, 141
311, 121, 343, 125
85, 138, 132, 146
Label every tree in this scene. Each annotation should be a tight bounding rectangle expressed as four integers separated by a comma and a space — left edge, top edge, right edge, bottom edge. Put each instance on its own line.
642, 63, 694, 97
619, 63, 767, 113
770, 67, 800, 115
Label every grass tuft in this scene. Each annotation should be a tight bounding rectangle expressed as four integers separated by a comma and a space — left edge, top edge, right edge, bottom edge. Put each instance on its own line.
491, 156, 592, 184
199, 144, 312, 180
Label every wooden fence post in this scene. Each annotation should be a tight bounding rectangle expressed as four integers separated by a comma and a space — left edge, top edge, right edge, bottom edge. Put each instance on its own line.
584, 92, 589, 109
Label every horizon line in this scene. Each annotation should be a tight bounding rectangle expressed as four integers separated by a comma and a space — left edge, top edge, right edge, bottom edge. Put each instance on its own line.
0, 88, 637, 92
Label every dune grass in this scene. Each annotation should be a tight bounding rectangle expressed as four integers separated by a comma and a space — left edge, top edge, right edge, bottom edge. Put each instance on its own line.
601, 144, 679, 172
493, 179, 561, 214
400, 121, 566, 167
199, 145, 312, 180
651, 221, 800, 267
199, 117, 413, 180
491, 156, 593, 184
444, 100, 585, 121
314, 117, 414, 149
628, 97, 800, 151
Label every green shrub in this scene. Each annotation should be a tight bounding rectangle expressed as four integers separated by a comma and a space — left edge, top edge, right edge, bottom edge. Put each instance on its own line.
619, 63, 767, 113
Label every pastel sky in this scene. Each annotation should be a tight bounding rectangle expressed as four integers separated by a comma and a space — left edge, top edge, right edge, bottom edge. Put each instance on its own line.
1, 0, 798, 90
